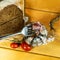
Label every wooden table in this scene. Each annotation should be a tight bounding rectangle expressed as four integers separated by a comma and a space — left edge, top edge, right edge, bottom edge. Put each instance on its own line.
0, 0, 60, 60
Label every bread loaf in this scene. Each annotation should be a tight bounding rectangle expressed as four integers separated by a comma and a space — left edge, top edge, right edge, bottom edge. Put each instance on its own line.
0, 4, 24, 36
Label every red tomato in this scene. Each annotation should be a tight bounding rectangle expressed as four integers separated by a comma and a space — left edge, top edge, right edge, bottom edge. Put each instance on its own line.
10, 43, 20, 48
21, 42, 32, 51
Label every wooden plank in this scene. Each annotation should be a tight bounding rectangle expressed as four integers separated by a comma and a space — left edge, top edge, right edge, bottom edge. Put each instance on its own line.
25, 0, 60, 12
0, 48, 60, 60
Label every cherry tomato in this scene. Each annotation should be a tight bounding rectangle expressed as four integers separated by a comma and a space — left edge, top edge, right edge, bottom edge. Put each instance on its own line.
10, 43, 20, 48
21, 42, 32, 51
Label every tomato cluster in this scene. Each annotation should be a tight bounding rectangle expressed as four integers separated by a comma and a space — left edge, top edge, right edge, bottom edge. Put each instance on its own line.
10, 42, 32, 51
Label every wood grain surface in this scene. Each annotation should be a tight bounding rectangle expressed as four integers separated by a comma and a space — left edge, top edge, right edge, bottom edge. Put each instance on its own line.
0, 0, 60, 60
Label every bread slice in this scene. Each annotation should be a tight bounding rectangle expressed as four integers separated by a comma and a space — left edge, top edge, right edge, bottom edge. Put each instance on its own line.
0, 4, 24, 36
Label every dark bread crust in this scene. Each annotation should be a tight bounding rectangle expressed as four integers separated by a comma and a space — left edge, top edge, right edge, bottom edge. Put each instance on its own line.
0, 4, 24, 36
